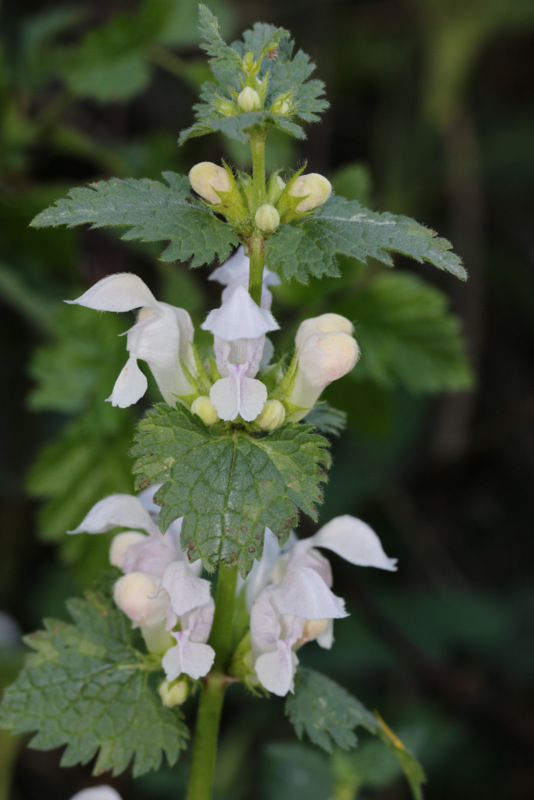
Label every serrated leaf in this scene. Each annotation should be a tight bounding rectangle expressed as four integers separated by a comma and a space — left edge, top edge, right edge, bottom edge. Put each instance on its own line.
179, 10, 327, 145
267, 196, 466, 284
305, 403, 347, 437
0, 591, 188, 777
131, 404, 330, 575
286, 668, 377, 752
31, 172, 237, 268
339, 273, 474, 393
286, 668, 426, 800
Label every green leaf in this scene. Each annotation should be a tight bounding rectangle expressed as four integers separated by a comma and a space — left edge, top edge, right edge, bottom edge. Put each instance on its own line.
339, 273, 474, 393
267, 196, 466, 283
60, 0, 170, 101
0, 590, 188, 777
179, 9, 327, 144
131, 405, 331, 575
197, 4, 243, 84
305, 403, 347, 437
285, 668, 377, 752
286, 668, 426, 800
31, 172, 237, 268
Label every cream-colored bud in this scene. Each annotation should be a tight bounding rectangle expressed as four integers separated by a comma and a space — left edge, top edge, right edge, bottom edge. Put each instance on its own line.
298, 332, 359, 387
290, 173, 332, 213
238, 87, 261, 112
295, 618, 329, 649
109, 531, 145, 570
113, 572, 167, 625
295, 313, 354, 350
287, 331, 360, 421
189, 162, 231, 204
276, 176, 286, 191
256, 399, 286, 431
191, 395, 220, 426
159, 679, 189, 708
255, 203, 280, 232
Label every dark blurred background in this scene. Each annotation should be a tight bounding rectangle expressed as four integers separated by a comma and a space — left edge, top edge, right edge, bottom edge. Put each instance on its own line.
1, 0, 533, 798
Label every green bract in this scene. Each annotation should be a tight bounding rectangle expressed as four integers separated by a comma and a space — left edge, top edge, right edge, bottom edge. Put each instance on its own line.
131, 404, 331, 576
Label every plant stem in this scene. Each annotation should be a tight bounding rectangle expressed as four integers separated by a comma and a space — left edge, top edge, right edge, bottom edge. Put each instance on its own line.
248, 130, 268, 305
248, 234, 264, 306
185, 565, 238, 800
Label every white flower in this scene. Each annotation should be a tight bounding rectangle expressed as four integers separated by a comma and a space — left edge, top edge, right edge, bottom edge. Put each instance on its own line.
209, 246, 280, 310
287, 313, 360, 421
70, 787, 122, 800
67, 273, 195, 407
70, 492, 215, 679
202, 285, 279, 422
248, 516, 396, 696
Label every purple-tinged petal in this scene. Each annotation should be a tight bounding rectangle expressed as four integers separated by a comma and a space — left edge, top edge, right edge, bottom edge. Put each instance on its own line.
254, 640, 298, 696
161, 562, 212, 616
272, 567, 348, 620
162, 630, 215, 680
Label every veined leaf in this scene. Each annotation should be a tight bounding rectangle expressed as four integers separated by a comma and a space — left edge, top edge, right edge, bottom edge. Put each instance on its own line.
131, 405, 330, 576
286, 668, 426, 800
267, 196, 466, 283
0, 591, 188, 777
31, 172, 238, 268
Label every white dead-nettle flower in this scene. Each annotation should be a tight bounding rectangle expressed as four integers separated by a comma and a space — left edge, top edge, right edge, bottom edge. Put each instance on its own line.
209, 246, 280, 310
287, 313, 360, 421
70, 491, 215, 681
202, 285, 279, 422
247, 517, 397, 696
70, 787, 123, 800
67, 274, 195, 408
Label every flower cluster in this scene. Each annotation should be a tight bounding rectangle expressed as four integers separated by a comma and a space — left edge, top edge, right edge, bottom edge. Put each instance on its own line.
71, 491, 396, 698
67, 247, 359, 427
71, 489, 216, 685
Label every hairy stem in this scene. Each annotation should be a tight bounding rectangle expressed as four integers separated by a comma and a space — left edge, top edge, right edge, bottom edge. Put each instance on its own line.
186, 566, 238, 800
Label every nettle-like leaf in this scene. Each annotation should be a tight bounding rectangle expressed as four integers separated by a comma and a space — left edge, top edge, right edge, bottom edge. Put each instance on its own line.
31, 172, 238, 268
286, 668, 426, 800
267, 196, 466, 283
0, 591, 187, 777
341, 272, 474, 393
131, 404, 330, 576
179, 7, 327, 144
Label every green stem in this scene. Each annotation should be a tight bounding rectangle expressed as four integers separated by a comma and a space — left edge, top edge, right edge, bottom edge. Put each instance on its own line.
248, 129, 268, 305
248, 234, 264, 306
210, 565, 239, 672
185, 566, 238, 800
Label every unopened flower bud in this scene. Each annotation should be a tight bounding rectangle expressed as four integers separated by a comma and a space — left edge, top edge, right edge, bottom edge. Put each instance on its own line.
295, 313, 354, 350
189, 162, 231, 205
256, 399, 286, 431
109, 531, 146, 570
255, 203, 280, 232
287, 331, 359, 421
215, 98, 236, 116
113, 572, 167, 625
238, 87, 261, 112
159, 679, 189, 708
290, 173, 332, 213
191, 396, 220, 426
